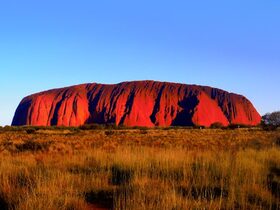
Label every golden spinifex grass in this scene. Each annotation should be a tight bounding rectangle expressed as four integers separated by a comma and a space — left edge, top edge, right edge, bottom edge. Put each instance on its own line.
0, 127, 279, 209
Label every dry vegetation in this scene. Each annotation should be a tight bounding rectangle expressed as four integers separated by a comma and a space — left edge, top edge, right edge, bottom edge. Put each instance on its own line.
0, 126, 280, 209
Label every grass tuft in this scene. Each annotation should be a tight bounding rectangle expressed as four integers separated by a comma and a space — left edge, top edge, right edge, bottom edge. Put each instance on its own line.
15, 140, 52, 152
111, 164, 134, 185
84, 189, 114, 209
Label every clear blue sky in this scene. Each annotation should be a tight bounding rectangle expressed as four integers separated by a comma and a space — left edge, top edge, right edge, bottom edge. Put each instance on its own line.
0, 0, 279, 126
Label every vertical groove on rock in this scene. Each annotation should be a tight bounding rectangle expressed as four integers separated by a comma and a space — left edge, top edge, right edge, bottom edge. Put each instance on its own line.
150, 85, 165, 125
50, 90, 68, 126
118, 91, 135, 125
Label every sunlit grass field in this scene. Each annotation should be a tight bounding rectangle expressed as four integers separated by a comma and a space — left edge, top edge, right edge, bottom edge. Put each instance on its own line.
0, 126, 279, 209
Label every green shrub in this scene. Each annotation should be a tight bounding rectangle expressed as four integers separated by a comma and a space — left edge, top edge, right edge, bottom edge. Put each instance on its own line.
193, 125, 206, 129
79, 124, 104, 130
1, 126, 24, 132
25, 128, 37, 134
105, 130, 115, 136
210, 122, 224, 129
262, 124, 278, 131
15, 140, 52, 152
227, 124, 250, 129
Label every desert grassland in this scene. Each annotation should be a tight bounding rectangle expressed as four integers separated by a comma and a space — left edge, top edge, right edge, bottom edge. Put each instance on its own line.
0, 127, 280, 210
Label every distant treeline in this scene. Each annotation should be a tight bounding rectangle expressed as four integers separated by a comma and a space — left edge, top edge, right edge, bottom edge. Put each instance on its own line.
0, 122, 279, 133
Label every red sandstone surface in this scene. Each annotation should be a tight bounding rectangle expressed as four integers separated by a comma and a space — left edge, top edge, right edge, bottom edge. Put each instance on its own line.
12, 81, 261, 127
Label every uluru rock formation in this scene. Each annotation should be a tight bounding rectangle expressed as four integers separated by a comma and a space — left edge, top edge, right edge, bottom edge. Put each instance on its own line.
12, 81, 261, 127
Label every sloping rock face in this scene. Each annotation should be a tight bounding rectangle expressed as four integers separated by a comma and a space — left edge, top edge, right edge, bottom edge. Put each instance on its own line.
12, 81, 261, 127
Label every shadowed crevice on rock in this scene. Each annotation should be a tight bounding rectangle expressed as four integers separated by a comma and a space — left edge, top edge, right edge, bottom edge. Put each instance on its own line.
11, 98, 32, 126
118, 91, 135, 125
172, 94, 199, 126
86, 86, 105, 124
150, 85, 165, 125
50, 90, 69, 126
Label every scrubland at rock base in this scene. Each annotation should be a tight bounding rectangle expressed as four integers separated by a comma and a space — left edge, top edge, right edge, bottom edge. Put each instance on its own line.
0, 127, 279, 209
